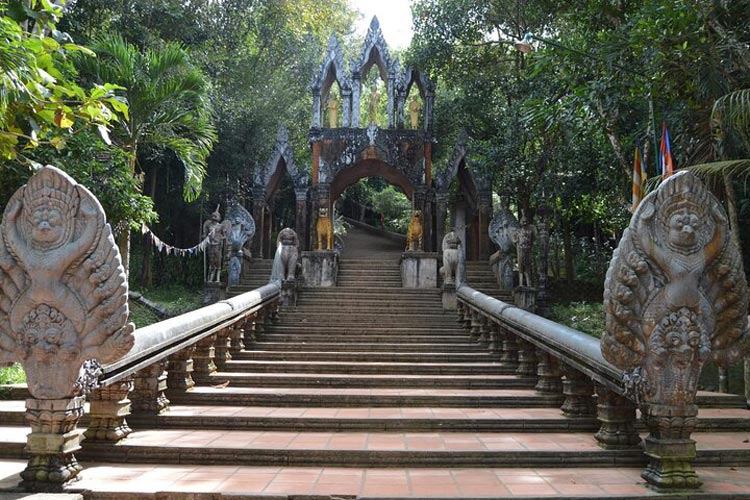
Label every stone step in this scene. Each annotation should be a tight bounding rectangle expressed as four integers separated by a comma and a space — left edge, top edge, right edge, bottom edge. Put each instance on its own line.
1, 403, 748, 433
222, 359, 516, 375
287, 303, 448, 312
245, 341, 486, 353
168, 386, 564, 408
257, 334, 474, 344
231, 350, 514, 363
211, 372, 535, 389
275, 312, 461, 322
66, 429, 750, 468
299, 287, 441, 296
261, 325, 467, 336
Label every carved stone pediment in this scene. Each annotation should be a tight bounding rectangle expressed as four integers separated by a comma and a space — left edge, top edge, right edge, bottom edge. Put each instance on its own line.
0, 166, 134, 399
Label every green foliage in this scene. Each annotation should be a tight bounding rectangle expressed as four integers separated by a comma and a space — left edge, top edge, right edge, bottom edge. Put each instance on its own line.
0, 363, 25, 384
547, 301, 605, 338
0, 0, 124, 163
1, 130, 157, 229
76, 34, 217, 201
370, 185, 411, 233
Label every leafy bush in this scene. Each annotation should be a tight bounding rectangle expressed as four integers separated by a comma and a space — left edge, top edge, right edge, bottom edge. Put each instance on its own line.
547, 301, 605, 338
0, 364, 25, 384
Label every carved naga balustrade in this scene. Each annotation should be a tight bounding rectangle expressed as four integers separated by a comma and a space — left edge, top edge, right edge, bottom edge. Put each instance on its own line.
458, 172, 750, 491
0, 166, 281, 492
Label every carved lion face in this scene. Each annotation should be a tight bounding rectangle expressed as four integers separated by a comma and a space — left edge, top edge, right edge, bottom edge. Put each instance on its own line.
413, 211, 423, 221
319, 207, 329, 218
30, 206, 65, 245
668, 209, 700, 250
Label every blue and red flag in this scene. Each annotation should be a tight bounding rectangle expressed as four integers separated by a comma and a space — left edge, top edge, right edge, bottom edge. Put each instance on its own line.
659, 123, 675, 180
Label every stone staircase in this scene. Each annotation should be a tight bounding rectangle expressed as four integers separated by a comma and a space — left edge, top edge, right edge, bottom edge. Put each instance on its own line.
2, 258, 750, 497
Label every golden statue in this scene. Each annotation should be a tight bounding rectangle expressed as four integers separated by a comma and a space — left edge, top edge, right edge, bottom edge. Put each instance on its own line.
316, 207, 334, 251
327, 96, 339, 128
409, 96, 421, 129
368, 87, 381, 124
406, 210, 424, 251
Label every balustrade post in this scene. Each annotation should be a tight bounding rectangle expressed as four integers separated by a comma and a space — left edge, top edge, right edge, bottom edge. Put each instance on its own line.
500, 327, 519, 368
469, 310, 482, 339
535, 350, 563, 394
488, 322, 503, 353
192, 334, 217, 384
477, 315, 490, 347
456, 302, 466, 325
167, 346, 196, 397
131, 361, 170, 415
230, 324, 245, 354
515, 339, 537, 378
560, 365, 596, 417
21, 396, 85, 491
461, 305, 473, 332
244, 313, 260, 343
84, 378, 133, 442
254, 310, 266, 336
214, 328, 232, 370
594, 384, 641, 449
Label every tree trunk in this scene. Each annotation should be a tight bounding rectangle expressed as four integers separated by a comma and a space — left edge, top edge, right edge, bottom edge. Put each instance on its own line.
139, 170, 157, 288
562, 217, 575, 284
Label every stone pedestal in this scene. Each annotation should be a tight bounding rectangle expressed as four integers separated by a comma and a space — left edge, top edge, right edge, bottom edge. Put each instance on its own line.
560, 365, 596, 417
131, 362, 169, 415
641, 403, 701, 490
21, 396, 85, 491
202, 281, 224, 305
301, 250, 338, 287
594, 385, 641, 449
85, 378, 133, 442
281, 279, 297, 306
401, 252, 438, 288
442, 283, 456, 310
513, 286, 537, 312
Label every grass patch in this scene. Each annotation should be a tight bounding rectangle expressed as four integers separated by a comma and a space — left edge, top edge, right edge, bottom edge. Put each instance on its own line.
130, 284, 203, 328
548, 301, 605, 338
0, 363, 25, 384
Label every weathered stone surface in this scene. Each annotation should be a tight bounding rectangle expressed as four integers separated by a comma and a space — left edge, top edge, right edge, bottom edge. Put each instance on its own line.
0, 166, 134, 491
513, 286, 537, 313
513, 216, 536, 288
225, 203, 255, 287
400, 252, 438, 288
301, 251, 338, 287
488, 207, 519, 291
440, 232, 461, 286
270, 228, 299, 283
0, 166, 134, 399
202, 206, 226, 284
603, 171, 750, 489
84, 377, 133, 442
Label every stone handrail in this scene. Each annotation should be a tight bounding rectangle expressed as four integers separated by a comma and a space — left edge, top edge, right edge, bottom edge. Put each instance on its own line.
100, 283, 280, 386
457, 285, 624, 395
454, 284, 642, 452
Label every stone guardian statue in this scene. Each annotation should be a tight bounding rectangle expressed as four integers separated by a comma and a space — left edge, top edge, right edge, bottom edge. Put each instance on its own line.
488, 207, 520, 291
225, 203, 255, 287
440, 231, 461, 286
270, 228, 300, 305
0, 166, 134, 489
202, 205, 225, 283
512, 214, 536, 288
602, 171, 749, 490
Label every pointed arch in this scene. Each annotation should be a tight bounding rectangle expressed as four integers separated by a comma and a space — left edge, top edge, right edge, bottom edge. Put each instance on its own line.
256, 126, 310, 202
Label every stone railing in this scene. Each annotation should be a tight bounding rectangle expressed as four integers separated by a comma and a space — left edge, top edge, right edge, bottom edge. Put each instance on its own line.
85, 283, 281, 442
456, 285, 641, 451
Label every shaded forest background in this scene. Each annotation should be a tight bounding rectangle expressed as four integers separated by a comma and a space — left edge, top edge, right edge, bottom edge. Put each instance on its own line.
2, 0, 750, 293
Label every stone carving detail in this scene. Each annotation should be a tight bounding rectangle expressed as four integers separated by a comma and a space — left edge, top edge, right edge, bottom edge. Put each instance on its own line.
225, 203, 255, 287
488, 207, 520, 290
202, 205, 226, 283
405, 210, 424, 251
271, 228, 299, 283
602, 171, 750, 489
513, 215, 536, 288
440, 231, 461, 285
0, 166, 134, 399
